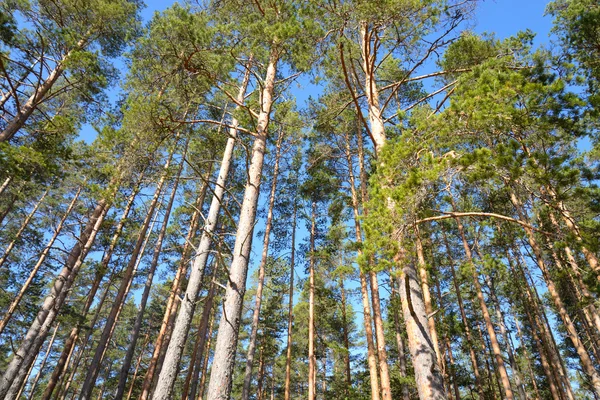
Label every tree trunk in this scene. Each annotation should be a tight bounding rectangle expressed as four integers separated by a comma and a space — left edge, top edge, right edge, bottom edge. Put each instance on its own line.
0, 195, 109, 399
198, 308, 217, 400
477, 322, 503, 398
308, 200, 317, 400
115, 144, 186, 400
0, 187, 81, 335
139, 171, 211, 399
0, 194, 16, 227
40, 180, 141, 400
414, 227, 443, 365
0, 176, 12, 197
201, 50, 277, 400
57, 259, 133, 400
510, 302, 542, 400
150, 58, 253, 400
355, 20, 446, 399
546, 211, 600, 335
449, 196, 514, 399
125, 333, 151, 400
256, 344, 266, 400
78, 150, 175, 400
241, 129, 284, 400
507, 251, 564, 400
0, 187, 48, 268
433, 272, 459, 400
321, 351, 327, 396
284, 199, 297, 400
369, 270, 392, 400
15, 353, 37, 400
344, 126, 380, 400
509, 190, 600, 395
486, 275, 527, 399
340, 279, 352, 391
442, 231, 485, 398
0, 63, 64, 142
26, 323, 60, 400
0, 34, 89, 142
546, 236, 600, 357
186, 261, 219, 400
546, 186, 600, 281
396, 254, 447, 400
389, 276, 410, 400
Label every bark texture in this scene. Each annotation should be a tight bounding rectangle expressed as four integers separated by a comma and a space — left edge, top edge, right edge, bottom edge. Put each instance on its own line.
150, 61, 252, 400
204, 51, 277, 400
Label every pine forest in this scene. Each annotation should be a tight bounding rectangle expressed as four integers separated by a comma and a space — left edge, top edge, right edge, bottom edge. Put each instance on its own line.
1, 0, 600, 399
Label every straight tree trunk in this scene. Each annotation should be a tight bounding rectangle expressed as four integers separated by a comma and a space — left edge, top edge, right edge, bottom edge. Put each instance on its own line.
340, 279, 352, 391
369, 270, 393, 400
40, 180, 141, 400
125, 333, 151, 400
0, 176, 12, 197
256, 344, 266, 400
508, 190, 600, 395
414, 228, 443, 364
57, 276, 117, 400
510, 303, 541, 399
433, 272, 459, 400
486, 275, 527, 399
198, 308, 217, 400
26, 323, 60, 400
186, 260, 220, 400
0, 187, 48, 268
115, 145, 186, 400
442, 231, 485, 399
448, 195, 514, 399
344, 127, 380, 400
477, 322, 503, 398
150, 58, 253, 400
284, 197, 297, 400
0, 195, 110, 399
0, 187, 81, 335
545, 237, 600, 356
308, 201, 317, 400
546, 211, 600, 335
202, 49, 278, 400
545, 186, 600, 281
94, 361, 113, 400
15, 354, 37, 400
78, 150, 175, 400
241, 129, 284, 400
320, 351, 327, 396
389, 276, 410, 400
58, 264, 128, 400
139, 171, 211, 399
396, 254, 447, 400
507, 251, 564, 400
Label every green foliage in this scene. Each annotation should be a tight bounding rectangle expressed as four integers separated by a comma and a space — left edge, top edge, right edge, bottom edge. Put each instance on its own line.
548, 0, 600, 92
